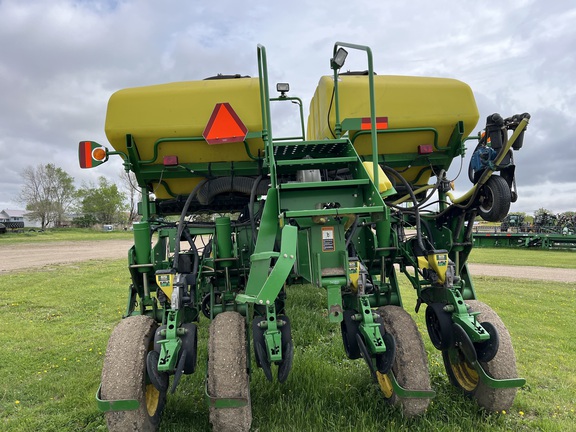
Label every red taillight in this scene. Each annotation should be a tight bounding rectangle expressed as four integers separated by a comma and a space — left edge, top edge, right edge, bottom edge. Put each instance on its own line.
163, 155, 179, 166
418, 145, 433, 155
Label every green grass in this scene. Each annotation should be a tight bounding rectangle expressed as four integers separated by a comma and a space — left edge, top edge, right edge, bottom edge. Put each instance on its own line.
0, 228, 133, 245
1, 258, 575, 431
469, 248, 576, 269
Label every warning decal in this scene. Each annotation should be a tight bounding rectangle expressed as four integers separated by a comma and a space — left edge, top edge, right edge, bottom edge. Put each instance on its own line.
322, 227, 335, 252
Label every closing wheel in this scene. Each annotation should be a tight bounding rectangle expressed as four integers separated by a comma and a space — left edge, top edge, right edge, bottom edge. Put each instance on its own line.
376, 306, 432, 417
101, 315, 166, 432
180, 322, 198, 374
442, 300, 519, 412
340, 309, 361, 359
277, 316, 294, 383
208, 312, 252, 432
425, 302, 453, 350
478, 175, 511, 222
252, 316, 272, 381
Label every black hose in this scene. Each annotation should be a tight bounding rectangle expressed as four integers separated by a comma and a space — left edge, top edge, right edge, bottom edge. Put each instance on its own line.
381, 166, 427, 254
345, 216, 360, 251
173, 179, 208, 271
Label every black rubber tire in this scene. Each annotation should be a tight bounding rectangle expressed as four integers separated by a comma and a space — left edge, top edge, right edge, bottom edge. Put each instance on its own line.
478, 175, 511, 222
101, 315, 166, 432
208, 312, 252, 432
442, 300, 519, 412
376, 305, 432, 417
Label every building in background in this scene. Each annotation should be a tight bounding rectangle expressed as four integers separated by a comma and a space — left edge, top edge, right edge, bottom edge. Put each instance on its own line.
0, 209, 41, 228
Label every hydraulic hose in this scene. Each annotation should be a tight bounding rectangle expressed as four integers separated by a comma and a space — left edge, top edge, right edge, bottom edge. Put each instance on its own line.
381, 165, 427, 254
173, 179, 208, 271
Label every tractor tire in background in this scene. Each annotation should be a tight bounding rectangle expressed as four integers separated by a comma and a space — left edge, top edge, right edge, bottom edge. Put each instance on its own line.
208, 312, 251, 432
442, 300, 519, 412
478, 175, 511, 222
375, 305, 432, 417
101, 315, 166, 432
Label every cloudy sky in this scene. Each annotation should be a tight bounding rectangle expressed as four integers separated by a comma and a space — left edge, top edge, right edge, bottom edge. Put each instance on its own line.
1, 0, 575, 215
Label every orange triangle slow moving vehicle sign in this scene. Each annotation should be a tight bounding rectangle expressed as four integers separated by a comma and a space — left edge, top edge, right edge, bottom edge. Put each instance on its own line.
203, 103, 248, 145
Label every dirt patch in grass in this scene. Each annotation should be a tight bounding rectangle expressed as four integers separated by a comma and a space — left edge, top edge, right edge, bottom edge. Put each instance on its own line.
1, 239, 575, 283
0, 240, 133, 272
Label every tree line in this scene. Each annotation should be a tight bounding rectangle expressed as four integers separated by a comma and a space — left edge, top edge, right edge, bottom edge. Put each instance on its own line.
19, 163, 139, 229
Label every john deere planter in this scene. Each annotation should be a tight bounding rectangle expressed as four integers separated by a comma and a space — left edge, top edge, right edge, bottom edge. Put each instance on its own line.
82, 42, 528, 431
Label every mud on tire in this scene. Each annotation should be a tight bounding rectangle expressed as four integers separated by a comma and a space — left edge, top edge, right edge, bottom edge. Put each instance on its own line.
101, 315, 166, 432
208, 312, 252, 432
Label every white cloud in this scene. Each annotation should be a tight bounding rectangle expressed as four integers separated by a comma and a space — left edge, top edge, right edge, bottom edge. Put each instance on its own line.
1, 0, 575, 216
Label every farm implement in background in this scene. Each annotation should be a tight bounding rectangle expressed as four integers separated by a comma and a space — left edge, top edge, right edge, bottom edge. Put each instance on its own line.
474, 212, 576, 249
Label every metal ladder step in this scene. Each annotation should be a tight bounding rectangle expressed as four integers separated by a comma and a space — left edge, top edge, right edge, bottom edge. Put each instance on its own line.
276, 155, 357, 167
278, 179, 369, 190
284, 205, 384, 218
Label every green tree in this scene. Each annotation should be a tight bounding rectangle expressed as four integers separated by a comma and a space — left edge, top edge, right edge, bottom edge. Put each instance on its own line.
119, 169, 140, 223
19, 164, 76, 228
77, 177, 127, 225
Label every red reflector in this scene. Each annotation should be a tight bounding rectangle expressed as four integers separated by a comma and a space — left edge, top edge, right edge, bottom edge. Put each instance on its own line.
203, 103, 248, 145
163, 155, 179, 166
79, 141, 93, 168
418, 145, 433, 155
79, 141, 107, 169
360, 117, 388, 130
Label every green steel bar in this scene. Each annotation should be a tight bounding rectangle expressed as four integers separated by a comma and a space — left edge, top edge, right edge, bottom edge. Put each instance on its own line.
264, 303, 282, 362
473, 362, 526, 389
257, 44, 276, 189
358, 297, 386, 354
350, 127, 439, 150
270, 96, 306, 141
139, 136, 206, 165
96, 384, 139, 412
332, 60, 342, 138
237, 224, 297, 305
105, 149, 129, 163
215, 217, 233, 268
157, 310, 183, 372
387, 371, 436, 399
132, 221, 151, 272
334, 42, 379, 189
205, 381, 249, 408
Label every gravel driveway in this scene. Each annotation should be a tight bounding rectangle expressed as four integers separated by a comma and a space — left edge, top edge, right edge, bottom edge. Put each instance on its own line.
1, 239, 575, 283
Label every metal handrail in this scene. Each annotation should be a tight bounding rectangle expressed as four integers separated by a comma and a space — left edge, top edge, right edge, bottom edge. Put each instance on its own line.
257, 44, 276, 188
333, 42, 379, 188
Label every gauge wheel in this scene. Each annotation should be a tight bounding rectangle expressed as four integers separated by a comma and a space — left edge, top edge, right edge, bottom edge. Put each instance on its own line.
442, 300, 519, 412
478, 175, 511, 222
101, 315, 166, 432
208, 312, 252, 432
376, 305, 432, 417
